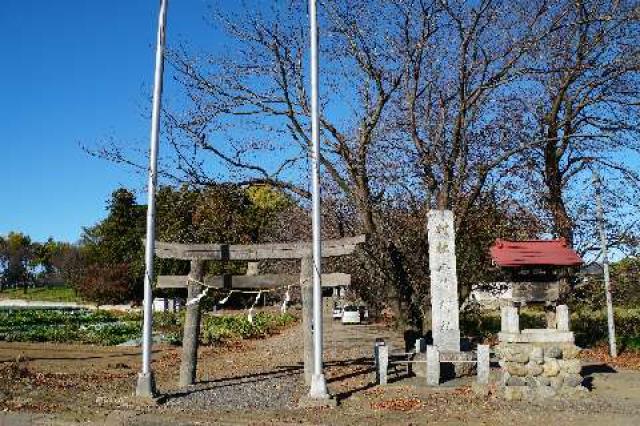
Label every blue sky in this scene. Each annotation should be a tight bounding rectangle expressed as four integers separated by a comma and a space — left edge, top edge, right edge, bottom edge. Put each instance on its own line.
0, 0, 224, 243
1, 1, 637, 250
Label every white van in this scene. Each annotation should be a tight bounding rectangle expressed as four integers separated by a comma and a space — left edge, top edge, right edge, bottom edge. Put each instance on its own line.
341, 305, 361, 324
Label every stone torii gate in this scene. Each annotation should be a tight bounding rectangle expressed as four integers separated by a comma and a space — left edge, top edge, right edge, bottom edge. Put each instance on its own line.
153, 235, 365, 387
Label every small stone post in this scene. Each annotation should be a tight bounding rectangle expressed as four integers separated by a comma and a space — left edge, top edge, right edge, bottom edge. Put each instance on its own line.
376, 343, 389, 385
477, 345, 490, 384
179, 260, 204, 387
300, 256, 314, 385
426, 345, 440, 386
374, 339, 385, 368
556, 304, 570, 331
415, 338, 426, 354
545, 302, 557, 329
246, 261, 259, 276
501, 305, 519, 333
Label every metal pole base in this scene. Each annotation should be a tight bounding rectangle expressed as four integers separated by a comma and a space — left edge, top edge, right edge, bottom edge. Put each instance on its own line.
298, 374, 337, 408
135, 372, 157, 398
309, 373, 330, 399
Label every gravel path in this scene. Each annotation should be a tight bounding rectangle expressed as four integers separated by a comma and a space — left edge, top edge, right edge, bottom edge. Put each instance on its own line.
163, 368, 304, 410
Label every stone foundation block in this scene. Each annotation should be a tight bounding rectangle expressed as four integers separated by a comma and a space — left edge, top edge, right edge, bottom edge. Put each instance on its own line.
563, 374, 583, 388
505, 362, 527, 377
549, 376, 564, 389
559, 359, 581, 375
500, 331, 574, 344
562, 345, 581, 359
525, 376, 550, 388
504, 386, 528, 401
498, 334, 586, 400
526, 361, 544, 377
544, 346, 562, 358
506, 376, 526, 386
529, 347, 544, 364
542, 359, 560, 377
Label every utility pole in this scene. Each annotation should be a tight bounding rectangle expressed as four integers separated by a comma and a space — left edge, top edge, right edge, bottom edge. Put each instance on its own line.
593, 170, 617, 358
307, 0, 330, 400
136, 0, 169, 397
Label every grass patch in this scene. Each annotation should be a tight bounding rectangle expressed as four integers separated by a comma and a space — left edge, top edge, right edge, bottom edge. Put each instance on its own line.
0, 285, 82, 303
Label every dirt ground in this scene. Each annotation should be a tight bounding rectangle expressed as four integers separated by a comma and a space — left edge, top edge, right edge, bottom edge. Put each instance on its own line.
1, 317, 639, 426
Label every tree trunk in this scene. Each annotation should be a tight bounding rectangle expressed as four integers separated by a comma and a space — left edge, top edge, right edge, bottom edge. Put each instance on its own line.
179, 260, 204, 387
544, 135, 574, 245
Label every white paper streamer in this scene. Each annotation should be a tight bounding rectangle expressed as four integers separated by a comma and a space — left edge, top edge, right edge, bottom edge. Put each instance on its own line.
280, 285, 291, 313
217, 290, 235, 305
185, 287, 209, 306
180, 279, 292, 315
247, 291, 262, 324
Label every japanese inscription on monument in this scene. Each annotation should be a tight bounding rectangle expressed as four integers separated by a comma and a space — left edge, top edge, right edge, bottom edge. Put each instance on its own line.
427, 209, 461, 351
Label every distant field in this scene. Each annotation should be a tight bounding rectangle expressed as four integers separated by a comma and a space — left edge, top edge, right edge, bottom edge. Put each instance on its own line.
0, 284, 82, 303
0, 308, 296, 346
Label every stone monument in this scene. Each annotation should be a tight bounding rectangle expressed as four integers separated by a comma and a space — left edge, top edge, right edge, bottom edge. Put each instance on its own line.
427, 209, 461, 352
378, 210, 489, 387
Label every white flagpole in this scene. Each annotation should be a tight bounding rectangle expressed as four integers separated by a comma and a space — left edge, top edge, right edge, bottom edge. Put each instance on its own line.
593, 170, 618, 358
308, 0, 329, 400
136, 0, 169, 398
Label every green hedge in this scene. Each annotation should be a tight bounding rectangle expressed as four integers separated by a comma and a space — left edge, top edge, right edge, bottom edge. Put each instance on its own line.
461, 307, 640, 349
460, 310, 546, 338
572, 308, 640, 348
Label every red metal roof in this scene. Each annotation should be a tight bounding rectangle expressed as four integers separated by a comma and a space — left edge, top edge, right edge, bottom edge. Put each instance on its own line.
490, 238, 583, 267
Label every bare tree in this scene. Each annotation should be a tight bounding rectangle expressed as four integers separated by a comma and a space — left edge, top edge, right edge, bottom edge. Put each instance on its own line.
91, 0, 640, 328
395, 0, 567, 232
522, 0, 640, 249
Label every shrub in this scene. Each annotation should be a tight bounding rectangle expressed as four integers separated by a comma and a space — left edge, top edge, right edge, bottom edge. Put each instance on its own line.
460, 309, 545, 339
81, 322, 140, 345
569, 258, 640, 310
76, 263, 135, 305
611, 258, 640, 308
461, 307, 640, 350
201, 312, 296, 344
572, 308, 640, 348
